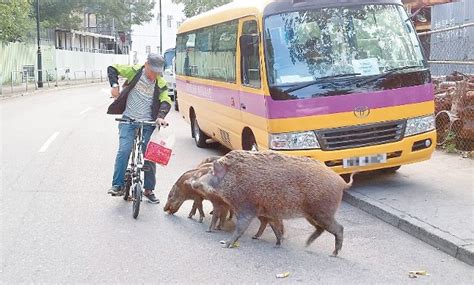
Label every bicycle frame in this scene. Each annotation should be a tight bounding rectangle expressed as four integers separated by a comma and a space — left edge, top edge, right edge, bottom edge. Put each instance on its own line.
115, 118, 156, 201
130, 123, 146, 185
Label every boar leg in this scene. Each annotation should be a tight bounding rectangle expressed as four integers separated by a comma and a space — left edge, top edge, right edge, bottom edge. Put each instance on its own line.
208, 203, 224, 232
305, 217, 325, 246
269, 219, 284, 247
196, 199, 205, 223
252, 217, 269, 239
207, 210, 219, 232
306, 217, 344, 257
326, 220, 344, 257
189, 198, 205, 223
188, 200, 198, 219
216, 207, 228, 230
224, 214, 253, 248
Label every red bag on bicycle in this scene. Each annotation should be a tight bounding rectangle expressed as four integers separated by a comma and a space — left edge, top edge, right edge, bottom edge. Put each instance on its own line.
145, 127, 175, 166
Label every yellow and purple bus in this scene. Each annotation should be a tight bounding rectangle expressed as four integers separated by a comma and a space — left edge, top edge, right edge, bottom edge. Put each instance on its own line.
175, 0, 436, 174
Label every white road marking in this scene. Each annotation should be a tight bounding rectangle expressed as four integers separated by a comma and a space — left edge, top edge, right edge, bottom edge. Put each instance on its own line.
79, 107, 92, 115
38, 132, 60, 153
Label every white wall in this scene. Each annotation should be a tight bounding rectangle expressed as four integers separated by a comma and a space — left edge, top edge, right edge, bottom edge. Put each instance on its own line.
55, 50, 129, 79
130, 0, 185, 64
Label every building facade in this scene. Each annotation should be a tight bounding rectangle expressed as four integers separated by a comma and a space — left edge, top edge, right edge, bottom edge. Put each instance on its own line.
130, 0, 185, 64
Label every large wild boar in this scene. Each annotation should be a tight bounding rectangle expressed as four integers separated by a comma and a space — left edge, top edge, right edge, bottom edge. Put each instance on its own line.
189, 150, 354, 256
189, 165, 285, 245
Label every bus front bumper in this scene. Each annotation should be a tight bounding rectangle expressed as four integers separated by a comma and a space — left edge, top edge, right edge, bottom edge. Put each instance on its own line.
278, 130, 437, 174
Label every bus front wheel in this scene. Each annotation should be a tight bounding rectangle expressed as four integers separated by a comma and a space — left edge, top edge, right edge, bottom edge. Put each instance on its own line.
192, 116, 208, 148
242, 130, 258, 151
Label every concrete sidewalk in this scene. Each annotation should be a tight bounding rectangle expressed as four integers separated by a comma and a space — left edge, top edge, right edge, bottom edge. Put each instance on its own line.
344, 151, 474, 265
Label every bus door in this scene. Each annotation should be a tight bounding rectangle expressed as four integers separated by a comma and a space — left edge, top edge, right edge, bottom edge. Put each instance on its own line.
238, 17, 265, 132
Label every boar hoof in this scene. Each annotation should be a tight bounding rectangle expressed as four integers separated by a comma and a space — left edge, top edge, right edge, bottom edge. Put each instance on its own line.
252, 235, 258, 240
330, 250, 339, 257
199, 217, 204, 223
187, 215, 193, 219
219, 240, 233, 248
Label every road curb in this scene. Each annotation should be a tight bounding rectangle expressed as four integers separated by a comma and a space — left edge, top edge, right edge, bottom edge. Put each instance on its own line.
343, 191, 474, 266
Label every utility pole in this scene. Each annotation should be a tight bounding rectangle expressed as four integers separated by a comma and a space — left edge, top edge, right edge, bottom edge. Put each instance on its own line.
159, 0, 162, 54
36, 0, 43, 88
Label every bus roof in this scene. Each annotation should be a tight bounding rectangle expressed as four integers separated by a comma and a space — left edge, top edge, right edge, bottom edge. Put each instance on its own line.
177, 0, 403, 34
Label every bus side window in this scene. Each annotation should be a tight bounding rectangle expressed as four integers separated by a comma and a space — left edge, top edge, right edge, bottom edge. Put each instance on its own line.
241, 20, 261, 88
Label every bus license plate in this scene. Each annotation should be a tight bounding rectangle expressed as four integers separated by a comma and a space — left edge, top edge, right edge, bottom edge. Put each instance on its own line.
343, 153, 387, 168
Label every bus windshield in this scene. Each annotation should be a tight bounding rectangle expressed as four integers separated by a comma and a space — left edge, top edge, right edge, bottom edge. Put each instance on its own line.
264, 4, 425, 100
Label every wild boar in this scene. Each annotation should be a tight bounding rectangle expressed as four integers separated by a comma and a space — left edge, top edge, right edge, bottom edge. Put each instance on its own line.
189, 150, 355, 256
164, 157, 221, 222
164, 168, 207, 222
188, 164, 285, 246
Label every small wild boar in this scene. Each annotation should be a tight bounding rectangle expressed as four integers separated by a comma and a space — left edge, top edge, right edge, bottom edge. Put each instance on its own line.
189, 150, 354, 256
164, 156, 221, 222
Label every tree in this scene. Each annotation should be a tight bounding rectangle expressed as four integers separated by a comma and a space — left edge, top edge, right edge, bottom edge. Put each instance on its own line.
89, 0, 156, 34
0, 0, 34, 43
172, 0, 232, 18
0, 0, 156, 43
39, 0, 156, 33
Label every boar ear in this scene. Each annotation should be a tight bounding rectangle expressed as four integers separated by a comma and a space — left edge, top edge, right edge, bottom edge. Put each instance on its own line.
212, 161, 227, 179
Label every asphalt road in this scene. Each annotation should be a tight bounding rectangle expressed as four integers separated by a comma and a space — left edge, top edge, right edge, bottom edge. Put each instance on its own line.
1, 85, 472, 283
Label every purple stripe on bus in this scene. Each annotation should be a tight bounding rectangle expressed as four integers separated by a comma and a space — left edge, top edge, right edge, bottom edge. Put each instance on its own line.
176, 79, 433, 119
265, 84, 434, 119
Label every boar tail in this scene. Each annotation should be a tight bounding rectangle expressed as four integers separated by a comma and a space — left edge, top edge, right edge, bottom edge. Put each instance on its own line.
344, 172, 358, 190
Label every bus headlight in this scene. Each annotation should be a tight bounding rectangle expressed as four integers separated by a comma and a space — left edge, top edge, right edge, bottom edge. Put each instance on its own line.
405, 115, 435, 137
269, 131, 320, 150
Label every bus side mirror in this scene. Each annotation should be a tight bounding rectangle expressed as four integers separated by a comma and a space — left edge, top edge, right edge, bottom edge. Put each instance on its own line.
240, 34, 259, 57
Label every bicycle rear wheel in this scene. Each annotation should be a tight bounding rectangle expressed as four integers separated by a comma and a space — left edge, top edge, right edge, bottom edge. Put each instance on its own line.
132, 183, 142, 219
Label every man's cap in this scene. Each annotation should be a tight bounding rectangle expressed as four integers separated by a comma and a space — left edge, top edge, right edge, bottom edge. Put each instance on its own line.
147, 53, 164, 73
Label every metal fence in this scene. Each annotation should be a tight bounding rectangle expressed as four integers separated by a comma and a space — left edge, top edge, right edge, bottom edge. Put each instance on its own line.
434, 76, 473, 156
416, 3, 474, 156
0, 67, 103, 97
418, 22, 474, 77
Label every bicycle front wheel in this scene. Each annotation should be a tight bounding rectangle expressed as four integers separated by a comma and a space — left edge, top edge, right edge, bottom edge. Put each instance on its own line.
123, 170, 132, 201
132, 183, 142, 219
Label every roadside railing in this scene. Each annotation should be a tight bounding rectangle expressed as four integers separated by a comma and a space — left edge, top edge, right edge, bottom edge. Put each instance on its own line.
0, 67, 105, 97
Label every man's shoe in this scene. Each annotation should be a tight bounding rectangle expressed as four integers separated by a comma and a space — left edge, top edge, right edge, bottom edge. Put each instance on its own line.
108, 186, 123, 196
144, 192, 160, 204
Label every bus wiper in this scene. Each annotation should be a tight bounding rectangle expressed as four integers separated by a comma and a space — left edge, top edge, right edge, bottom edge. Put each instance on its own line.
355, 65, 426, 87
284, 73, 361, 93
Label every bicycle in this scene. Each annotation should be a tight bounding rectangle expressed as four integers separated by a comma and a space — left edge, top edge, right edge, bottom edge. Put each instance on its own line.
115, 117, 157, 219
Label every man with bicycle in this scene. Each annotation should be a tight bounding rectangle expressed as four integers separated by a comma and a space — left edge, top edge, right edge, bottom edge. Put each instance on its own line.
106, 53, 171, 204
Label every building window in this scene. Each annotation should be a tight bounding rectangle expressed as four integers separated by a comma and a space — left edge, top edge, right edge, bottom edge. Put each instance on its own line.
146, 46, 151, 54
176, 21, 182, 28
167, 15, 173, 28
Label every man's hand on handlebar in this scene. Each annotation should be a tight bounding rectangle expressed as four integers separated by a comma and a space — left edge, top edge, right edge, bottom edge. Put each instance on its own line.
156, 118, 169, 127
